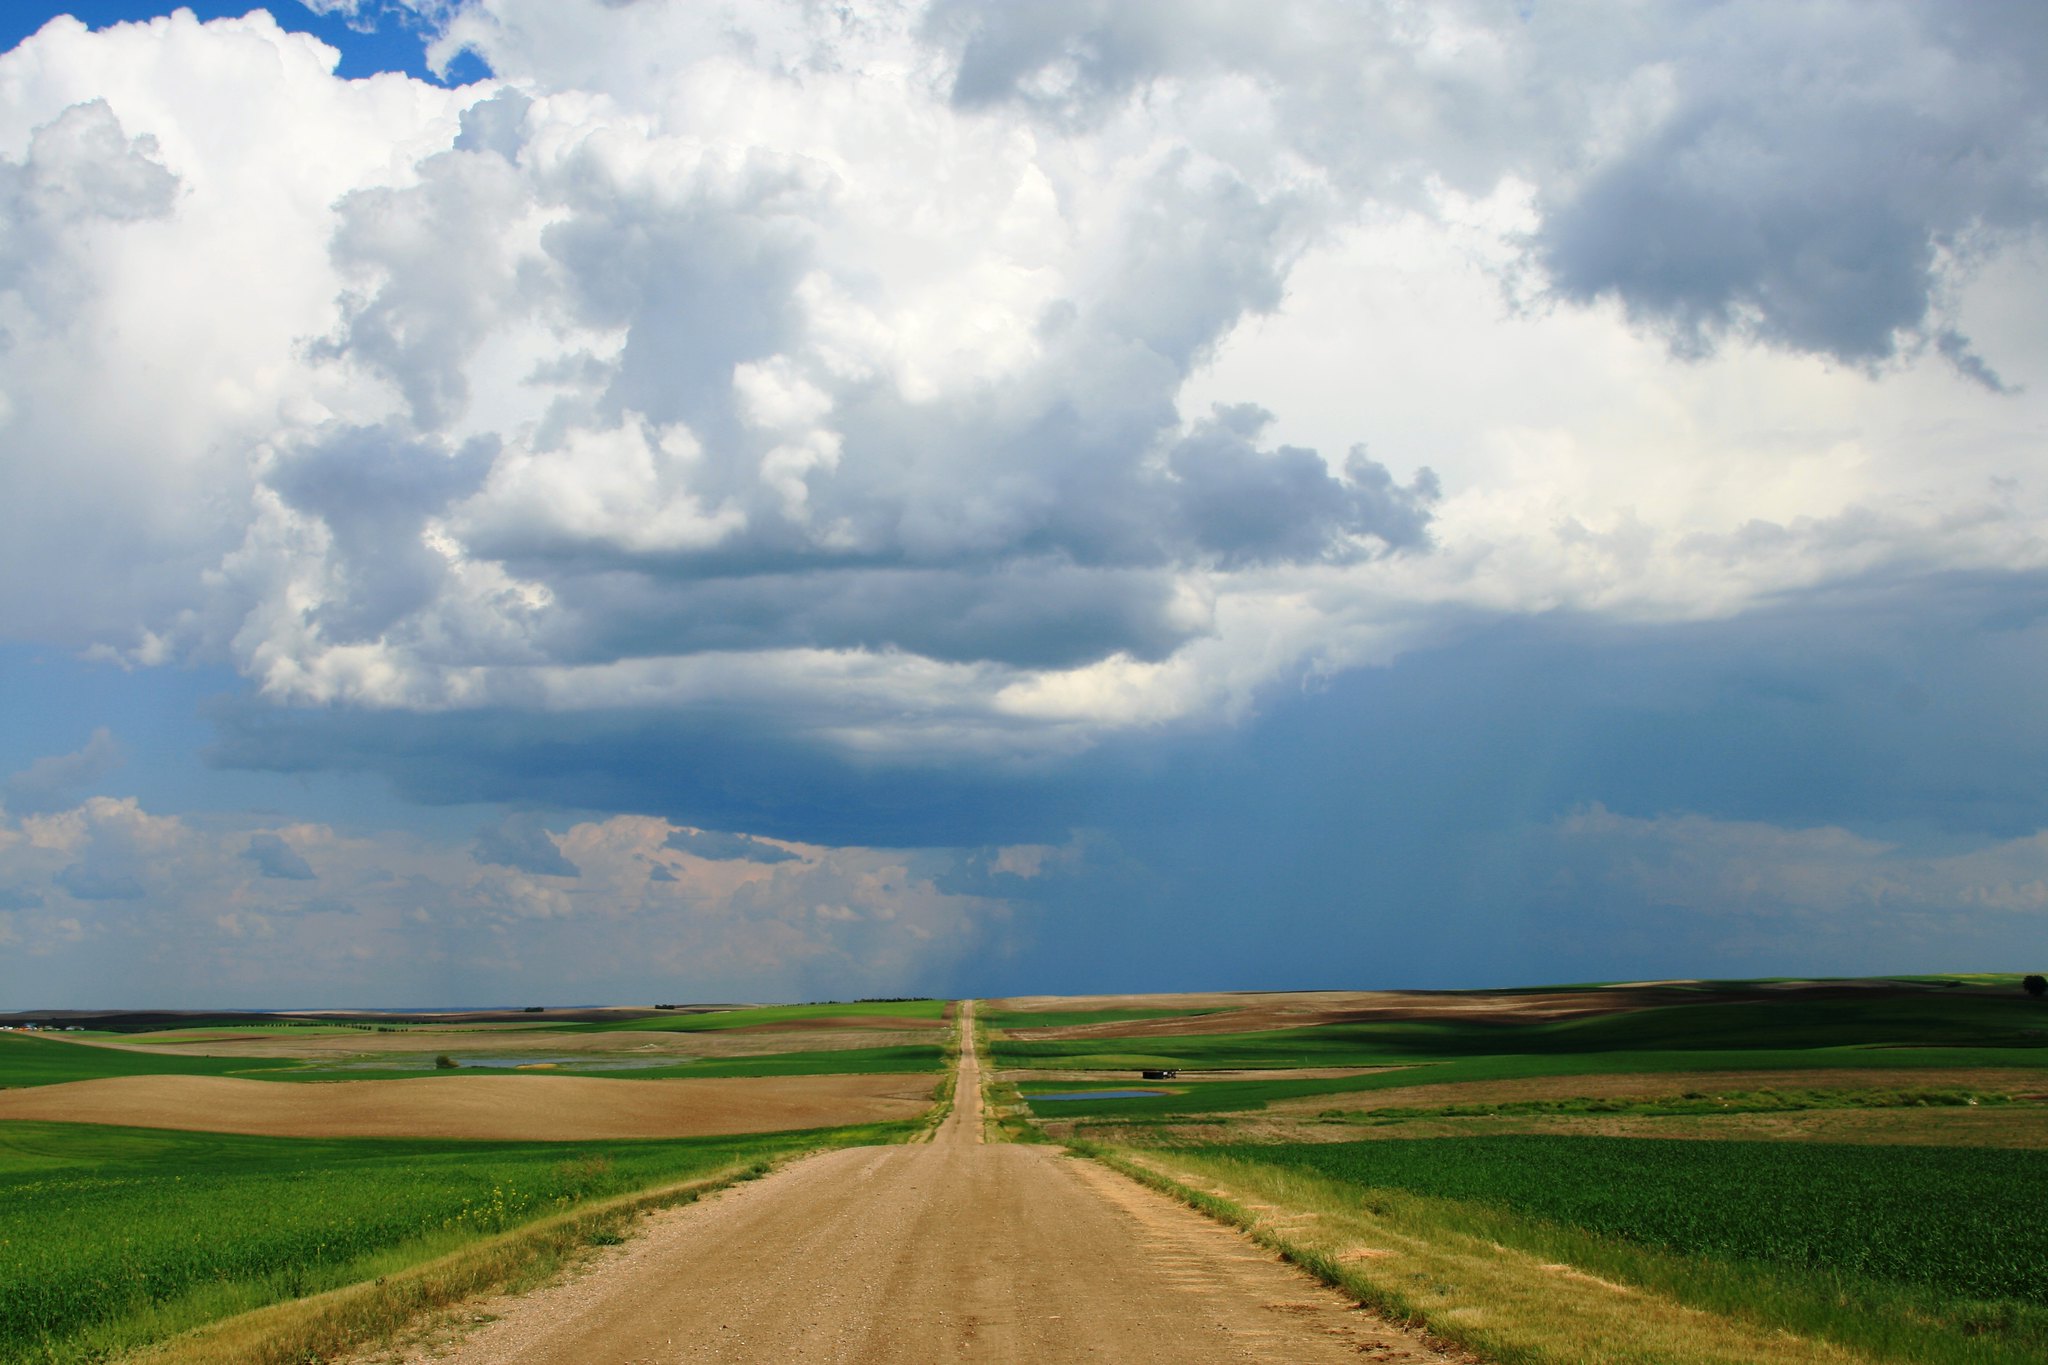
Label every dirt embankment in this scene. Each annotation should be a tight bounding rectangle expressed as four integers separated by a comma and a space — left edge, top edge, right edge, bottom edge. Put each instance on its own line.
0, 1073, 934, 1141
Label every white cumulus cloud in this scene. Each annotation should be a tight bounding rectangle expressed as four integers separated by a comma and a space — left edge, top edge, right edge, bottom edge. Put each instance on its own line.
1, 1, 2045, 768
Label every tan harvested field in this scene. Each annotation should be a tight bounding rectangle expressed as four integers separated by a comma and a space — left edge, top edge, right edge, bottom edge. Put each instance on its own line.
0, 1073, 935, 1140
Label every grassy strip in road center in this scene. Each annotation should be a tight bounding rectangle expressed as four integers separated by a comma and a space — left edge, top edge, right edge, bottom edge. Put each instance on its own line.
0, 1118, 917, 1365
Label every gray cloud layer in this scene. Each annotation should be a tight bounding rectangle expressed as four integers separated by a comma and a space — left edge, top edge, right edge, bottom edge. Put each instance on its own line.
931, 0, 2048, 381
1534, 2, 2048, 381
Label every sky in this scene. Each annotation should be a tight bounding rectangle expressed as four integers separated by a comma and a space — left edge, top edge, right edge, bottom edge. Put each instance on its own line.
2, 1, 2046, 1008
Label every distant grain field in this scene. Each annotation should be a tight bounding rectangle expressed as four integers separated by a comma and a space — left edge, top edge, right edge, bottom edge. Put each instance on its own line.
0, 1071, 935, 1139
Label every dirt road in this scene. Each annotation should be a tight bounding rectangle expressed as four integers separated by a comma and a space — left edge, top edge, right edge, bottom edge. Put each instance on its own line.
367, 1002, 1464, 1364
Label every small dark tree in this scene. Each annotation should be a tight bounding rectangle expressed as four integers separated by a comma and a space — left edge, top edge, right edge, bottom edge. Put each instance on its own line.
434, 1054, 459, 1069
2024, 974, 2047, 999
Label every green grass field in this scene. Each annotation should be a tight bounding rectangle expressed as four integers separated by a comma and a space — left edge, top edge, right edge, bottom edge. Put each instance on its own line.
0, 1034, 297, 1088
0, 1118, 914, 1365
3, 1031, 945, 1089
1021, 1045, 2048, 1118
1355, 1083, 2034, 1121
284, 1044, 945, 1082
1002, 989, 2048, 1126
996, 992, 2048, 1072
1202, 1135, 2047, 1303
1138, 1133, 2048, 1364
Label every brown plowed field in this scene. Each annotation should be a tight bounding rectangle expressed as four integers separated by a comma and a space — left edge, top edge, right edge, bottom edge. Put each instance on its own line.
0, 1073, 933, 1140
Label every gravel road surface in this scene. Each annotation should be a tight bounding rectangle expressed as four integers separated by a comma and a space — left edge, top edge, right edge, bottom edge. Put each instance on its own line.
361, 1003, 1466, 1364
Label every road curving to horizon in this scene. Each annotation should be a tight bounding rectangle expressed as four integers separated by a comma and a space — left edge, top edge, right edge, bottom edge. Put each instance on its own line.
361, 1000, 1466, 1364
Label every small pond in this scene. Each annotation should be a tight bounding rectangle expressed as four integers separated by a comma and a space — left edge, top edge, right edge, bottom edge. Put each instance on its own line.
1029, 1089, 1169, 1102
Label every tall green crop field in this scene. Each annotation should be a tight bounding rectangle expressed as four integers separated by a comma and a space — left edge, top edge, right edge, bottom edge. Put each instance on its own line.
1205, 1135, 2048, 1304
0, 1119, 909, 1364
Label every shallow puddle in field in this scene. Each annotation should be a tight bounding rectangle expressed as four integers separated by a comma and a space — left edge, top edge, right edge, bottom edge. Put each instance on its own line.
1031, 1089, 1170, 1102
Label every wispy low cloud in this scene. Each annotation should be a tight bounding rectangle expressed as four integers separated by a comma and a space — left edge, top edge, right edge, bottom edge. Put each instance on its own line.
0, 794, 1011, 1006
2, 727, 122, 815
1551, 803, 2048, 918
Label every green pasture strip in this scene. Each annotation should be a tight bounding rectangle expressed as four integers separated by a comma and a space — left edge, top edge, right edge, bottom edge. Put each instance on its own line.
1535, 993, 2048, 1051
0, 1117, 913, 1365
281, 1044, 946, 1082
1111, 1145, 2048, 1365
1021, 1046, 2048, 1118
1201, 1135, 2048, 1305
1355, 1084, 2040, 1121
0, 1034, 300, 1089
979, 1007, 1221, 1030
561, 999, 948, 1033
994, 992, 2048, 1071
